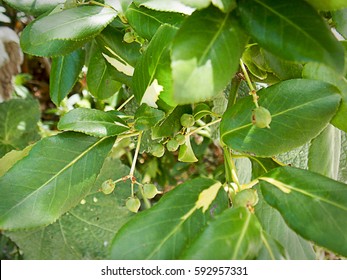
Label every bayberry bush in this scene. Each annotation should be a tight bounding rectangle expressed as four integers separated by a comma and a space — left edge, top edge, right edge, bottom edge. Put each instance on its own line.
1, 0, 347, 260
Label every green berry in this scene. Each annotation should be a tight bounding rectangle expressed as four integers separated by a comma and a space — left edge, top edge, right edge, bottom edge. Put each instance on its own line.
126, 197, 141, 213
100, 179, 115, 195
175, 134, 186, 145
167, 139, 179, 152
143, 183, 158, 199
151, 143, 165, 157
233, 189, 259, 208
123, 32, 135, 43
180, 114, 195, 128
251, 106, 272, 128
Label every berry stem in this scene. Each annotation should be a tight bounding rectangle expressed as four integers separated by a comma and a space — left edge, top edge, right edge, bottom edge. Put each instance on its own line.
187, 118, 221, 137
129, 131, 143, 196
240, 59, 259, 108
117, 95, 134, 111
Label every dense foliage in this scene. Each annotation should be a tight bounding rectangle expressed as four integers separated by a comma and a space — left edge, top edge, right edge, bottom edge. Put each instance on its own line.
1, 0, 347, 260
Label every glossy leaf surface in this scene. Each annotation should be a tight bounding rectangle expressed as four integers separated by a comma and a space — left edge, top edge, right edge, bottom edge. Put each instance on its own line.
255, 187, 315, 259
133, 0, 195, 14
125, 4, 186, 40
303, 62, 347, 133
221, 79, 341, 157
171, 6, 246, 104
29, 6, 117, 43
182, 207, 262, 259
260, 166, 347, 256
133, 24, 177, 107
110, 178, 228, 259
50, 49, 85, 106
237, 0, 345, 73
5, 158, 133, 259
58, 108, 129, 137
3, 0, 60, 15
86, 44, 123, 99
308, 125, 341, 180
0, 132, 114, 230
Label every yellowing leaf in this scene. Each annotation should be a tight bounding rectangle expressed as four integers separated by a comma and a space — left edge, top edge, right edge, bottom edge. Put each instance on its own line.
102, 52, 134, 76
140, 79, 163, 108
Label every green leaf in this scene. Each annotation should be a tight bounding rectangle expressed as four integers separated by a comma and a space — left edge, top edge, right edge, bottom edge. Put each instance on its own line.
96, 25, 141, 67
180, 0, 210, 9
133, 24, 178, 108
125, 4, 186, 40
212, 0, 236, 13
134, 104, 165, 131
237, 0, 345, 73
171, 6, 247, 104
3, 0, 60, 16
254, 186, 315, 259
257, 231, 289, 260
305, 0, 347, 11
0, 99, 40, 158
262, 50, 303, 80
86, 43, 123, 99
152, 105, 191, 138
333, 8, 347, 39
260, 166, 347, 257
29, 6, 117, 44
5, 158, 133, 259
338, 132, 347, 183
181, 207, 262, 259
110, 178, 228, 259
242, 45, 268, 80
220, 79, 341, 157
303, 62, 347, 133
0, 145, 33, 177
50, 49, 85, 106
133, 0, 195, 14
308, 125, 341, 179
58, 108, 129, 137
178, 136, 198, 162
20, 16, 88, 57
0, 132, 114, 230
193, 103, 212, 120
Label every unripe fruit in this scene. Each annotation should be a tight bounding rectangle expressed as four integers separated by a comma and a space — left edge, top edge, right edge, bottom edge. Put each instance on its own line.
167, 139, 179, 152
233, 189, 259, 208
126, 197, 141, 213
143, 183, 158, 199
251, 106, 272, 128
151, 143, 165, 157
175, 134, 186, 145
123, 32, 135, 43
180, 114, 195, 128
101, 179, 115, 195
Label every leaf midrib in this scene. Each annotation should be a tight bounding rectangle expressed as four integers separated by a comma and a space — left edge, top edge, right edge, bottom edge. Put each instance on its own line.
0, 137, 109, 219
253, 0, 327, 55
232, 210, 251, 259
32, 7, 116, 41
260, 177, 347, 211
222, 94, 338, 138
